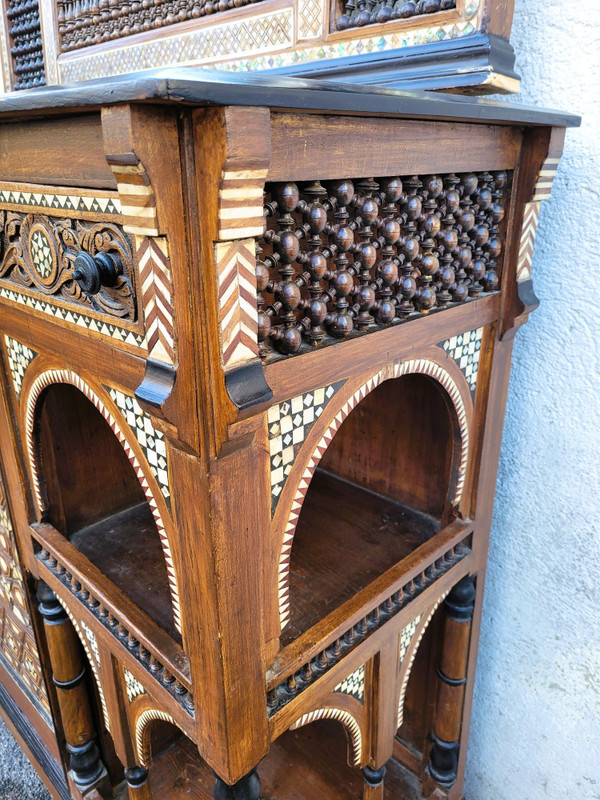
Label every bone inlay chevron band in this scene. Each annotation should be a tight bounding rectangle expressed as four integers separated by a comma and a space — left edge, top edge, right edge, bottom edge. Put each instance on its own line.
532, 156, 560, 201
135, 709, 177, 767
216, 238, 259, 369
25, 370, 181, 634
278, 360, 468, 629
290, 708, 362, 766
217, 169, 267, 240
517, 202, 541, 284
137, 236, 175, 366
108, 160, 159, 237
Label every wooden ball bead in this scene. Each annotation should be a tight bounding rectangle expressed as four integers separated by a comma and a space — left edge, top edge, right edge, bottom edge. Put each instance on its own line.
277, 182, 299, 212
334, 225, 354, 252
278, 230, 300, 263
357, 285, 376, 310
362, 197, 379, 224
457, 246, 472, 267
482, 269, 499, 292
491, 201, 505, 224
330, 313, 354, 337
379, 260, 399, 285
453, 283, 469, 303
415, 286, 436, 310
423, 0, 440, 12
377, 300, 396, 323
472, 259, 486, 282
382, 218, 401, 245
421, 253, 439, 276
360, 242, 378, 268
494, 171, 508, 189
476, 187, 492, 209
458, 209, 475, 231
335, 13, 350, 28
281, 326, 302, 353
280, 281, 301, 309
427, 176, 443, 197
398, 1, 417, 17
445, 190, 460, 213
307, 298, 328, 325
375, 5, 393, 22
383, 177, 403, 202
308, 203, 327, 234
403, 237, 420, 261
357, 9, 371, 25
486, 236, 502, 258
399, 274, 417, 299
255, 261, 270, 292
473, 225, 489, 247
406, 195, 422, 220
330, 179, 355, 206
257, 311, 271, 341
461, 173, 478, 195
440, 265, 455, 288
442, 229, 458, 250
332, 270, 354, 296
308, 251, 328, 278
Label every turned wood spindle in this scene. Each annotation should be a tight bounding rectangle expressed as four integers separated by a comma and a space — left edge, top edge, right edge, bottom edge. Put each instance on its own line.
428, 575, 476, 788
362, 764, 386, 800
125, 766, 153, 800
214, 767, 261, 800
36, 581, 106, 792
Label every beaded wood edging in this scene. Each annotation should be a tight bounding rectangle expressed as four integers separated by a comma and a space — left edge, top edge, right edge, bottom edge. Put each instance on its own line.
267, 538, 470, 716
35, 548, 195, 717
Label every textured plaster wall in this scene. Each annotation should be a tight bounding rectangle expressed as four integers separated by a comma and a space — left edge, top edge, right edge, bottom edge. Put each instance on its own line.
464, 2, 600, 799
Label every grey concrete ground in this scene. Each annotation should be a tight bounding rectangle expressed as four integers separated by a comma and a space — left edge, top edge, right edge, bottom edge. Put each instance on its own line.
0, 717, 51, 800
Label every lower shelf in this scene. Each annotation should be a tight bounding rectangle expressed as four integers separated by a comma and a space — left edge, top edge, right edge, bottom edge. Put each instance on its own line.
126, 721, 422, 799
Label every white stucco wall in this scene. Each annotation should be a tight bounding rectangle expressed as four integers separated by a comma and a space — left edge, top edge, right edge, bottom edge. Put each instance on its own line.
464, 2, 600, 799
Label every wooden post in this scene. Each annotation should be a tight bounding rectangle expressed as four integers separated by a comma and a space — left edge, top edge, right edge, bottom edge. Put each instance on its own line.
125, 766, 153, 799
214, 767, 261, 800
362, 765, 386, 800
427, 575, 476, 788
37, 582, 107, 793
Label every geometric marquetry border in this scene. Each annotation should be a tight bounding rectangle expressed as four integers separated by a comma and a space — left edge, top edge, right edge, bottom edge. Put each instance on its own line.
23, 369, 181, 634
4, 335, 37, 397
278, 358, 469, 630
289, 706, 363, 766
334, 663, 365, 703
396, 589, 450, 729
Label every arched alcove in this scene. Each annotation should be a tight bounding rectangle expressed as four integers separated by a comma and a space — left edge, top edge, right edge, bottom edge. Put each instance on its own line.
35, 383, 179, 640
283, 373, 459, 643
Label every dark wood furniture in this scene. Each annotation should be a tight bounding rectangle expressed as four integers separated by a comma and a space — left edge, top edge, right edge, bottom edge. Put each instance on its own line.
0, 0, 519, 94
0, 70, 578, 800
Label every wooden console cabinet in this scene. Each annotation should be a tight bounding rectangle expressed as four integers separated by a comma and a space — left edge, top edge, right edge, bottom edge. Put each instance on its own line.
0, 70, 578, 800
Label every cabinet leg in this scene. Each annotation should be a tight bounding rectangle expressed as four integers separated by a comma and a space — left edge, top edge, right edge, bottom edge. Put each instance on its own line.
125, 766, 153, 799
427, 576, 476, 789
37, 581, 107, 793
214, 767, 261, 800
362, 765, 386, 800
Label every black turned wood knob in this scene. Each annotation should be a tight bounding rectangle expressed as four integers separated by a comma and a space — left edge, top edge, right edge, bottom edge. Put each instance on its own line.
72, 251, 122, 294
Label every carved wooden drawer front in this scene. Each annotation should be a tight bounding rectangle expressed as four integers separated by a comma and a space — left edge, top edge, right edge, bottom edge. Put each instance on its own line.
0, 73, 577, 800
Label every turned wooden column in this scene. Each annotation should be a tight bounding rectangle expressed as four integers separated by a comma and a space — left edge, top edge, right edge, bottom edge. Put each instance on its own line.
125, 766, 153, 799
362, 764, 386, 800
37, 581, 107, 792
214, 767, 261, 800
427, 575, 476, 788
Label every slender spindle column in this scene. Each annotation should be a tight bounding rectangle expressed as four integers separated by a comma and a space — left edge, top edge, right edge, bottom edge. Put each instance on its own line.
362, 764, 386, 800
214, 767, 261, 800
125, 766, 153, 799
37, 582, 107, 792
427, 575, 476, 788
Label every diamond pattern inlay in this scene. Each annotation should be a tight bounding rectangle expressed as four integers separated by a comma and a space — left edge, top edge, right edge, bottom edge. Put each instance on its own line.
124, 668, 146, 703
5, 336, 37, 397
29, 229, 53, 277
400, 616, 421, 664
334, 664, 365, 702
108, 388, 170, 507
268, 380, 344, 513
441, 327, 483, 395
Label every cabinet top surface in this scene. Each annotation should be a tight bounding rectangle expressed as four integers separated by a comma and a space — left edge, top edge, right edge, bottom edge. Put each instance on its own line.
0, 67, 580, 127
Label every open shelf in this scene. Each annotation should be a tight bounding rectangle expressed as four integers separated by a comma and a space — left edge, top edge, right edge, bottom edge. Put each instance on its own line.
282, 469, 440, 645
283, 373, 456, 645
35, 382, 179, 642
69, 502, 178, 641
120, 720, 422, 800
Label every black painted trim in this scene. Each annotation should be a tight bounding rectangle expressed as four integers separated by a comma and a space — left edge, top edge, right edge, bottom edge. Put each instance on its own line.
0, 66, 580, 128
0, 680, 70, 800
225, 361, 273, 412
267, 34, 519, 93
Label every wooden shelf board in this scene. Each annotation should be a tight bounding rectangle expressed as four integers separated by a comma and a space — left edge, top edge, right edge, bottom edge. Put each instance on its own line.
69, 502, 180, 642
282, 469, 440, 646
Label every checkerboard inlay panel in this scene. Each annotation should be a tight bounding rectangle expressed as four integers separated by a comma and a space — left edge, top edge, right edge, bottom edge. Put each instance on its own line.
441, 326, 483, 395
124, 668, 146, 703
107, 388, 170, 507
400, 615, 422, 664
268, 380, 345, 514
5, 336, 37, 397
334, 664, 365, 703
30, 230, 53, 277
